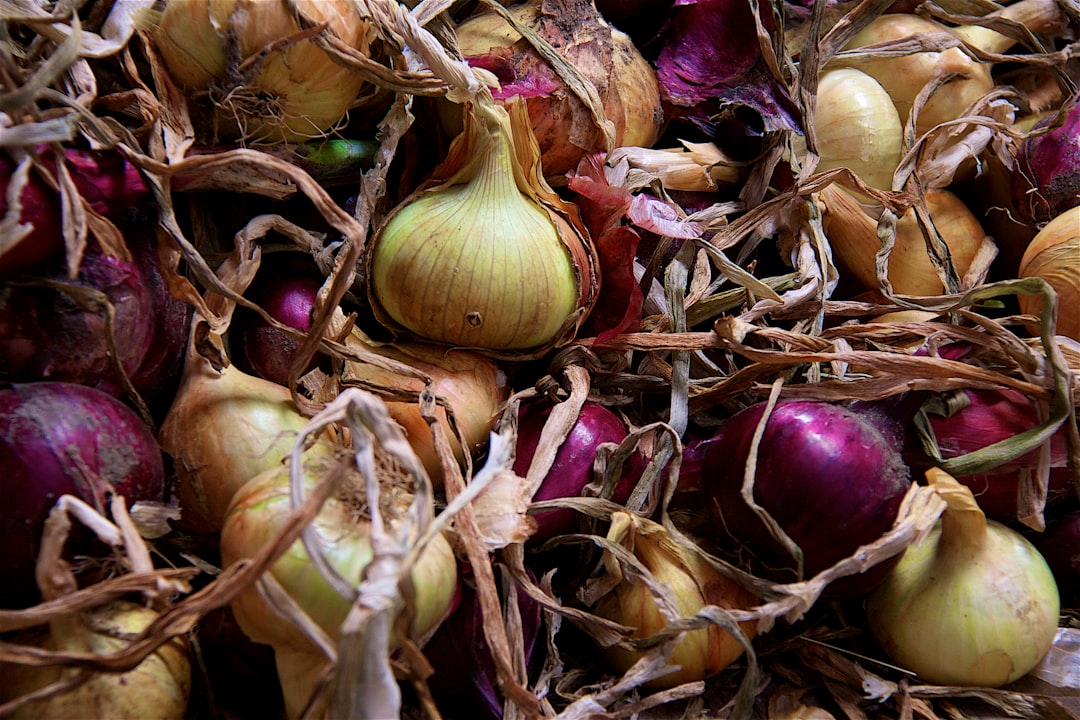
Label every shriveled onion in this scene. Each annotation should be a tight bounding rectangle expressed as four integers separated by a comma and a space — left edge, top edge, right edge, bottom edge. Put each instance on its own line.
154, 0, 381, 143
865, 469, 1060, 687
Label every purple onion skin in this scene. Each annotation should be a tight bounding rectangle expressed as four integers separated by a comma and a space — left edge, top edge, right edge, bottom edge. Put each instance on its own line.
1013, 93, 1080, 225
0, 381, 166, 608
1035, 509, 1080, 605
700, 400, 912, 597
233, 254, 325, 386
514, 401, 635, 543
425, 574, 542, 720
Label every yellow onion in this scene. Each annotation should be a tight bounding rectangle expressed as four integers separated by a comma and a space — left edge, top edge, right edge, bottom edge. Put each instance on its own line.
154, 0, 379, 143
819, 182, 986, 295
159, 341, 339, 534
590, 512, 758, 689
342, 328, 507, 486
1017, 205, 1080, 341
865, 469, 1059, 687
833, 0, 1062, 137
0, 601, 191, 719
367, 96, 599, 353
220, 453, 459, 719
447, 0, 663, 177
813, 68, 904, 191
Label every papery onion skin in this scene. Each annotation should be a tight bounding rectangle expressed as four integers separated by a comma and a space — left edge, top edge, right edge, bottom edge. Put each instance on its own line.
865, 473, 1060, 687
1012, 93, 1080, 225
0, 382, 166, 608
513, 400, 635, 542
450, 0, 663, 177
155, 0, 379, 143
700, 400, 913, 596
0, 601, 191, 719
1017, 205, 1080, 341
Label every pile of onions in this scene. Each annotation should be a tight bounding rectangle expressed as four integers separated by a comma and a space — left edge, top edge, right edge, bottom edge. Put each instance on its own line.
590, 511, 758, 689
447, 0, 664, 177
699, 399, 913, 596
866, 469, 1060, 687
153, 0, 381, 143
0, 381, 165, 608
1017, 205, 1080, 341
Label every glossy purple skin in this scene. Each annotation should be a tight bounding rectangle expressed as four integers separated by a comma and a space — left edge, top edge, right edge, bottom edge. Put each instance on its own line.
1035, 509, 1080, 604
701, 400, 912, 595
0, 381, 165, 608
235, 255, 324, 386
1013, 93, 1080, 225
514, 401, 632, 543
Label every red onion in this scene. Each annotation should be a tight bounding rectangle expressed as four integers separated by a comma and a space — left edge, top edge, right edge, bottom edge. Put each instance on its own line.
0, 149, 149, 278
1013, 92, 1080, 225
514, 400, 635, 542
0, 210, 189, 414
424, 571, 542, 720
231, 253, 325, 387
912, 388, 1073, 521
0, 381, 166, 607
699, 399, 913, 596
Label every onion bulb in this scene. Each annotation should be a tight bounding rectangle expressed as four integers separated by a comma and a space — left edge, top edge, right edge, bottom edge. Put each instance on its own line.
590, 511, 758, 689
812, 68, 903, 191
1012, 93, 1080, 225
220, 453, 459, 719
1017, 205, 1080, 341
0, 601, 192, 719
367, 96, 599, 353
818, 182, 986, 295
448, 0, 663, 177
341, 328, 507, 486
159, 339, 339, 534
154, 0, 380, 143
865, 468, 1060, 687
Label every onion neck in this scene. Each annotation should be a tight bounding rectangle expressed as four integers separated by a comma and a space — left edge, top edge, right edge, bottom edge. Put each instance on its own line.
928, 467, 988, 554
954, 0, 1063, 55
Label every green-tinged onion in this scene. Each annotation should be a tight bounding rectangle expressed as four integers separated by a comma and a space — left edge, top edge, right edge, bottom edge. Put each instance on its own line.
865, 468, 1060, 687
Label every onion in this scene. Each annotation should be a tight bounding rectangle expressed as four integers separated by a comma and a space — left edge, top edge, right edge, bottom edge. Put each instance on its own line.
367, 96, 599, 353
0, 149, 149, 278
448, 0, 663, 177
1, 209, 190, 413
231, 253, 326, 387
342, 330, 507, 487
424, 569, 543, 720
219, 453, 459, 719
0, 600, 192, 719
699, 399, 913, 596
158, 337, 339, 534
0, 381, 165, 608
513, 399, 635, 542
911, 388, 1073, 522
1017, 205, 1080, 341
590, 511, 758, 689
865, 469, 1060, 687
1012, 93, 1080, 225
154, 0, 383, 143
